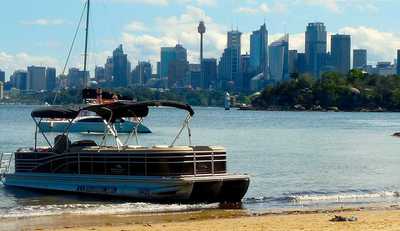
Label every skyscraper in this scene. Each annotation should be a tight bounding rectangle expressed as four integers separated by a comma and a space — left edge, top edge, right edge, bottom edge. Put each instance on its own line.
188, 64, 201, 89
156, 62, 161, 79
218, 30, 242, 90
353, 49, 367, 70
228, 30, 242, 50
269, 34, 289, 82
305, 22, 327, 78
202, 58, 217, 89
0, 81, 3, 100
27, 66, 46, 91
250, 23, 268, 73
112, 44, 130, 87
67, 68, 88, 89
168, 59, 189, 88
288, 50, 299, 76
46, 67, 56, 91
0, 69, 5, 83
132, 61, 152, 86
10, 70, 28, 90
331, 34, 351, 74
397, 49, 400, 75
95, 66, 106, 83
104, 57, 113, 83
241, 54, 252, 91
160, 44, 187, 79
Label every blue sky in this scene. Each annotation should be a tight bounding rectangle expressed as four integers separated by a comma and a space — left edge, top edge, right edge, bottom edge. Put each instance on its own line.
1, 0, 400, 78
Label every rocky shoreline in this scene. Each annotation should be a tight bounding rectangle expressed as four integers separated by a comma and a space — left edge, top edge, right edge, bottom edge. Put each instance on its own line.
238, 104, 391, 113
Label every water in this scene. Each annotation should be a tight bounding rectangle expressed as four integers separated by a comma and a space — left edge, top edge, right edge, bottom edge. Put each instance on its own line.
1, 105, 400, 217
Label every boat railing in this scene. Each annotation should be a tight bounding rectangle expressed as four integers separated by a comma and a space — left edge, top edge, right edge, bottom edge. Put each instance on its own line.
0, 152, 14, 176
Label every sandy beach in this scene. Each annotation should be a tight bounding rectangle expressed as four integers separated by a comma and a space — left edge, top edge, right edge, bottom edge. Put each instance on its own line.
3, 206, 400, 231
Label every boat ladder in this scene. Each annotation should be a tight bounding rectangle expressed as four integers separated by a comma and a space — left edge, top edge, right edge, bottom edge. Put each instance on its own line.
0, 152, 14, 176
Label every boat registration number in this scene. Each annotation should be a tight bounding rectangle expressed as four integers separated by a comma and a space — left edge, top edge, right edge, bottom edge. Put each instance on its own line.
76, 185, 117, 194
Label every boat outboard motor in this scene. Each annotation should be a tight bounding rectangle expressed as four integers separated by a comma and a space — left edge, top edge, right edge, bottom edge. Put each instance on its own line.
54, 135, 71, 154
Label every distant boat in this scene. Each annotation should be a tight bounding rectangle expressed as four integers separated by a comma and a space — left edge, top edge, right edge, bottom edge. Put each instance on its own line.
41, 89, 152, 134
39, 115, 151, 134
224, 92, 231, 110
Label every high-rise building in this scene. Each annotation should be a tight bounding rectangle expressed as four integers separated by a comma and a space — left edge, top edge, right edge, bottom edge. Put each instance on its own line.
46, 67, 56, 91
160, 44, 188, 79
241, 54, 253, 91
104, 57, 113, 82
269, 34, 289, 82
95, 66, 106, 83
202, 58, 217, 89
168, 60, 189, 88
156, 62, 161, 79
228, 30, 242, 50
0, 81, 3, 100
111, 44, 130, 87
397, 50, 400, 75
250, 23, 268, 73
27, 66, 46, 91
132, 61, 152, 86
218, 30, 242, 90
288, 50, 299, 77
331, 34, 351, 74
305, 22, 327, 78
10, 70, 28, 90
353, 49, 367, 70
297, 53, 307, 74
0, 69, 5, 83
67, 68, 89, 89
188, 64, 201, 89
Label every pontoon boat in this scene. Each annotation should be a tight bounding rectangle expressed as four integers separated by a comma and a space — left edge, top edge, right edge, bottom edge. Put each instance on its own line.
1, 101, 249, 203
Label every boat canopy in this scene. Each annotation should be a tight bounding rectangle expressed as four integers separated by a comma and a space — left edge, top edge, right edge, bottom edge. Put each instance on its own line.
134, 101, 195, 117
31, 106, 80, 119
31, 101, 194, 122
83, 101, 194, 123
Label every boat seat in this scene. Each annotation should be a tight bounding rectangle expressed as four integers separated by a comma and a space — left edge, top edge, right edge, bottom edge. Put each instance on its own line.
53, 135, 71, 154
70, 140, 97, 147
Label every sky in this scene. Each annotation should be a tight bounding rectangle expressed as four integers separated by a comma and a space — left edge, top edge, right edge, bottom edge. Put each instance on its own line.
1, 0, 400, 79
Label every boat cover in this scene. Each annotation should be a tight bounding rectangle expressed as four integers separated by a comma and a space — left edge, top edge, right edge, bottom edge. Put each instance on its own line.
31, 101, 194, 122
31, 106, 80, 119
83, 101, 194, 122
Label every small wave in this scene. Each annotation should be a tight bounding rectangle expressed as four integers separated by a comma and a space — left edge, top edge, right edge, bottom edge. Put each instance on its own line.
290, 191, 400, 203
244, 191, 400, 205
0, 202, 219, 218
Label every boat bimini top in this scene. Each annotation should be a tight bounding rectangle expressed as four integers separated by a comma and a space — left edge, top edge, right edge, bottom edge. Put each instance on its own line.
30, 101, 195, 151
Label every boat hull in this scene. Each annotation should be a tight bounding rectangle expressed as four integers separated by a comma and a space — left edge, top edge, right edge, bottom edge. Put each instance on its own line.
39, 121, 151, 134
2, 173, 249, 203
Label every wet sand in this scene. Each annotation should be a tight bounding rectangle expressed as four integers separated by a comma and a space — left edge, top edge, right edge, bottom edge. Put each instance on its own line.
3, 206, 400, 231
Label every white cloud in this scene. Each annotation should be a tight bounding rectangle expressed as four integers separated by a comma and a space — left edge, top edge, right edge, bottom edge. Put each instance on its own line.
303, 0, 339, 12
0, 52, 60, 77
20, 19, 65, 26
235, 3, 270, 15
124, 21, 148, 32
339, 26, 400, 63
121, 5, 226, 65
195, 0, 217, 7
301, 0, 379, 13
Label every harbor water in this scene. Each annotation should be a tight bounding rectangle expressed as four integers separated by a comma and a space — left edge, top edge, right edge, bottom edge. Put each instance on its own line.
1, 105, 400, 217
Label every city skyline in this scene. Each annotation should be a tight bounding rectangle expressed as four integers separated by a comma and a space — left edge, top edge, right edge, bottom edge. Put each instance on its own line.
1, 0, 400, 78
